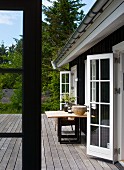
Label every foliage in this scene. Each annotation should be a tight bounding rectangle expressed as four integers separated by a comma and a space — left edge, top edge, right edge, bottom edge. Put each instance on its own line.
42, 0, 85, 111
10, 75, 22, 112
61, 93, 76, 104
0, 38, 22, 113
42, 70, 60, 112
42, 0, 85, 47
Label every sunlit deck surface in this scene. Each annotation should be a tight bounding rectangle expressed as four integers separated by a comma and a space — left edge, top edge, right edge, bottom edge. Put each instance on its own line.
0, 114, 22, 170
0, 114, 121, 170
42, 114, 120, 170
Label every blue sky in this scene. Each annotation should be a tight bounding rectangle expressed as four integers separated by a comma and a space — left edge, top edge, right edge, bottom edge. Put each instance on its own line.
0, 11, 23, 47
0, 0, 96, 47
42, 0, 96, 15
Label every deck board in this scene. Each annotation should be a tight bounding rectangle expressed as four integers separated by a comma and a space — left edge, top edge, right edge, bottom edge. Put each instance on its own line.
0, 114, 120, 170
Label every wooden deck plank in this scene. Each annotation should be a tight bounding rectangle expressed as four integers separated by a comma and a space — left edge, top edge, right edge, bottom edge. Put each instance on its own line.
48, 117, 72, 170
0, 138, 17, 170
14, 142, 22, 170
0, 114, 120, 170
79, 144, 112, 170
0, 114, 22, 170
0, 114, 15, 132
43, 115, 63, 170
6, 138, 22, 170
42, 115, 55, 170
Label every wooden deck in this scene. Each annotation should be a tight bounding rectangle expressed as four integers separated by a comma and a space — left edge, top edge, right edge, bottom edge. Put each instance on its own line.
42, 114, 120, 170
0, 114, 121, 170
0, 114, 22, 170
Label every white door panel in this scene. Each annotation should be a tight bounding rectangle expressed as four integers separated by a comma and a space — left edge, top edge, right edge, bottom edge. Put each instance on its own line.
60, 66, 77, 110
60, 71, 71, 110
71, 65, 77, 104
87, 54, 114, 161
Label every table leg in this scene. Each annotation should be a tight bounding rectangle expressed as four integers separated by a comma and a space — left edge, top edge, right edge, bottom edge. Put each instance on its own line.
78, 118, 81, 143
75, 118, 81, 143
58, 118, 61, 142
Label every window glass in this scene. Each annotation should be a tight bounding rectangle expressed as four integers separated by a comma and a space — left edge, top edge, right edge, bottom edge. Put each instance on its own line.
101, 82, 110, 103
0, 11, 23, 69
100, 59, 109, 80
101, 105, 110, 126
100, 127, 109, 148
90, 126, 99, 146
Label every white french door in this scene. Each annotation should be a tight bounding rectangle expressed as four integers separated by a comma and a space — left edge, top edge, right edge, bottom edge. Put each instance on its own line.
60, 71, 71, 110
87, 54, 114, 160
60, 66, 77, 110
71, 65, 77, 104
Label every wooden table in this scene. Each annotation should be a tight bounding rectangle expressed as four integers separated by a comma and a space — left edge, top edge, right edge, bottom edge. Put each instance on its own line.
45, 111, 88, 144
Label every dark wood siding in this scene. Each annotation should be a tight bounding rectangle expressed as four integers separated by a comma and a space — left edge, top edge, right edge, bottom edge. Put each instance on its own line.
70, 25, 124, 105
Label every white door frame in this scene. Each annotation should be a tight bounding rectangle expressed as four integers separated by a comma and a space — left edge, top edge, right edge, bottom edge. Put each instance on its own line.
71, 65, 77, 104
113, 41, 124, 161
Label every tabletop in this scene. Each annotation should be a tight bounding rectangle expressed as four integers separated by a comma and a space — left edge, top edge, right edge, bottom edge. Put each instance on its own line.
45, 110, 88, 118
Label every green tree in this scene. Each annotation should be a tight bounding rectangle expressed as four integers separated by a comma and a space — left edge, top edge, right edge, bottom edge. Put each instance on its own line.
42, 0, 85, 111
43, 0, 85, 47
0, 42, 8, 64
0, 38, 22, 113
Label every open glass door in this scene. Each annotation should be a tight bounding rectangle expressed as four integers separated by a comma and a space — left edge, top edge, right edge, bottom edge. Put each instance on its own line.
87, 54, 114, 160
60, 71, 71, 110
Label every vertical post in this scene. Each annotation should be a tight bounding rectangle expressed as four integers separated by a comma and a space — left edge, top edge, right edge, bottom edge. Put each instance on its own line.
22, 0, 41, 169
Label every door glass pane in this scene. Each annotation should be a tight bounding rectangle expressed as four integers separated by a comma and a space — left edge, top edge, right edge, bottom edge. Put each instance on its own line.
90, 126, 99, 146
100, 59, 109, 80
100, 127, 109, 148
91, 104, 99, 124
66, 74, 69, 83
90, 82, 99, 102
0, 11, 23, 68
71, 74, 74, 89
90, 60, 99, 80
101, 82, 109, 103
62, 74, 65, 83
62, 84, 65, 93
66, 84, 69, 93
101, 105, 110, 126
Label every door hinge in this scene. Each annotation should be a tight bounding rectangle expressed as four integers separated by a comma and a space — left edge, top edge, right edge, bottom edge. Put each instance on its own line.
114, 56, 120, 63
114, 148, 120, 155
114, 88, 120, 94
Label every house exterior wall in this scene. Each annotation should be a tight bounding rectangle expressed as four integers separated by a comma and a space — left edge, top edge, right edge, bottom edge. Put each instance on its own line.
70, 25, 124, 133
70, 25, 124, 105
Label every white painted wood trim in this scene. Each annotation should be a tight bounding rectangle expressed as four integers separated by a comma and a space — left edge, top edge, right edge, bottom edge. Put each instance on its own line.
113, 42, 124, 161
71, 65, 77, 104
85, 60, 87, 106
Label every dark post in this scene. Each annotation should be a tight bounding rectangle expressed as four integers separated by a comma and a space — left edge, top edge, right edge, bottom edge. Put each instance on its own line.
23, 0, 41, 169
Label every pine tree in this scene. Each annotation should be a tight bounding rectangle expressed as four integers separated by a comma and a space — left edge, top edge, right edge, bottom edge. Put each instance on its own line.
42, 0, 85, 48
42, 0, 85, 111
